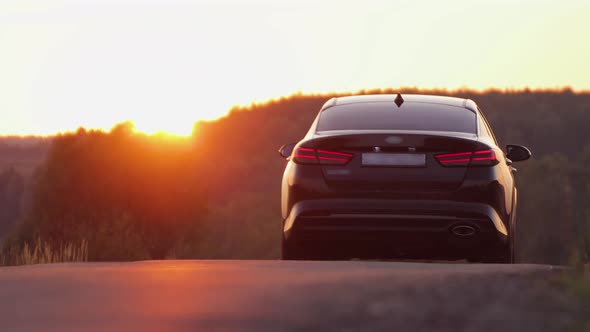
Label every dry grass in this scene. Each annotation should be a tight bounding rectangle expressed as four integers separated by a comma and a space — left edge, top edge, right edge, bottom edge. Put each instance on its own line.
551, 264, 590, 331
0, 238, 88, 266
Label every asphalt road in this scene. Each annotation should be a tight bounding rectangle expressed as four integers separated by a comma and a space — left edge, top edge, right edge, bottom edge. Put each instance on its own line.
0, 260, 584, 332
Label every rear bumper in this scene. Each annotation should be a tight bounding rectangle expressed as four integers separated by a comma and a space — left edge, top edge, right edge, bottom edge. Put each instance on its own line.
283, 199, 508, 258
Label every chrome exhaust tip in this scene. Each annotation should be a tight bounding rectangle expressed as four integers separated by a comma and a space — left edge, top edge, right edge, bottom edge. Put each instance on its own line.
451, 225, 477, 237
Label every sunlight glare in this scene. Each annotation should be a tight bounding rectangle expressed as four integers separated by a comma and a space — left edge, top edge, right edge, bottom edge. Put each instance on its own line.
133, 119, 194, 137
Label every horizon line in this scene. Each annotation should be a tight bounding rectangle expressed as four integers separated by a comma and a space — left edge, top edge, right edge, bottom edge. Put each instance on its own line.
2, 85, 587, 138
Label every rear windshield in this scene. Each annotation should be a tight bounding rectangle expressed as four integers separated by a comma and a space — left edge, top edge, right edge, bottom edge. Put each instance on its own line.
316, 102, 476, 133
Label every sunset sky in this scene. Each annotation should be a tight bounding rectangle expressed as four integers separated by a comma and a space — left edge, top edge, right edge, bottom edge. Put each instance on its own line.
1, 0, 589, 135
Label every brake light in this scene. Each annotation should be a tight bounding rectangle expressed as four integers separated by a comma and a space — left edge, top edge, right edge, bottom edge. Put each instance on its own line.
435, 149, 498, 167
294, 147, 353, 165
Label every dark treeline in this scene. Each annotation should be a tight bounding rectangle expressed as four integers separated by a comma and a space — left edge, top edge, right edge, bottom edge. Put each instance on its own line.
1, 88, 590, 263
0, 136, 50, 175
0, 168, 25, 240
2, 125, 207, 260
0, 137, 49, 242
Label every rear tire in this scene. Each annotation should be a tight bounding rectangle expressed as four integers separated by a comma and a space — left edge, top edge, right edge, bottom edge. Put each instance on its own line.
477, 216, 517, 264
481, 243, 513, 263
281, 237, 306, 260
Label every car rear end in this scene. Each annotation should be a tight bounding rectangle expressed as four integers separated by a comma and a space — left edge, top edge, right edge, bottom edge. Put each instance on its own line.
281, 95, 512, 261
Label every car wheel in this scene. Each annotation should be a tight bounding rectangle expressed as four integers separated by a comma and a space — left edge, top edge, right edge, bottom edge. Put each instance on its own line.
503, 217, 517, 264
476, 245, 510, 263
479, 235, 515, 264
281, 237, 305, 260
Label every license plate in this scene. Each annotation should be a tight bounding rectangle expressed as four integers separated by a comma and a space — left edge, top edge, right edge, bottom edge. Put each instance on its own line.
362, 153, 426, 167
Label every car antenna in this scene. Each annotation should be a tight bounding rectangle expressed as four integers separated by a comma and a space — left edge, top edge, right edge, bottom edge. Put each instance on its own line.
394, 93, 404, 107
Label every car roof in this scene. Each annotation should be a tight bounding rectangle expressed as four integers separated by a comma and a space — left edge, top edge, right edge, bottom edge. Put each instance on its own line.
322, 94, 477, 112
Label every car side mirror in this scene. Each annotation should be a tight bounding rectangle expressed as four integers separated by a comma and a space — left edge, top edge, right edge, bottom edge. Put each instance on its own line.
506, 144, 531, 162
279, 143, 296, 159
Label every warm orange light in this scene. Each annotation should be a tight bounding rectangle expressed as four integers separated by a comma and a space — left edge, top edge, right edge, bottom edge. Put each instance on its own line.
136, 126, 193, 138
128, 118, 193, 137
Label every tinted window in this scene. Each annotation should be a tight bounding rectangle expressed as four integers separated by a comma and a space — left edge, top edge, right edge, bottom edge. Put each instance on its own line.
317, 102, 476, 133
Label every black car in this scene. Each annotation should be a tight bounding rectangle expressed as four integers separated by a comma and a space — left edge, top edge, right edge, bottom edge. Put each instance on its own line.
278, 94, 531, 263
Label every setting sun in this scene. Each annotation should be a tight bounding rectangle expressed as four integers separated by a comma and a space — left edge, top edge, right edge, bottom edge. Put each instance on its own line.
130, 122, 194, 137
130, 111, 218, 137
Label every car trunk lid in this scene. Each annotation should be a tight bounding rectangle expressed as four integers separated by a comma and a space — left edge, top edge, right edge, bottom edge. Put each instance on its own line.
311, 131, 483, 192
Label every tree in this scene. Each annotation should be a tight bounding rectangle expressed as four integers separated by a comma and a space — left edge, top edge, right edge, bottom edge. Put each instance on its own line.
11, 125, 208, 260
0, 168, 25, 240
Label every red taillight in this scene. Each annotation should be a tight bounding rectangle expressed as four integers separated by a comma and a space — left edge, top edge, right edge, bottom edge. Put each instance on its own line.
435, 149, 498, 167
294, 147, 317, 161
294, 147, 353, 165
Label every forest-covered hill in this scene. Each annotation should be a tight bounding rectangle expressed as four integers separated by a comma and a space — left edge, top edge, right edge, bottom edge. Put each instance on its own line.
2, 88, 589, 264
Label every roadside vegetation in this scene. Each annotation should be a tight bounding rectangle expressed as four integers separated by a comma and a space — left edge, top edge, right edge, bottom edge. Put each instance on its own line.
0, 238, 87, 266
555, 265, 590, 331
1, 88, 590, 266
